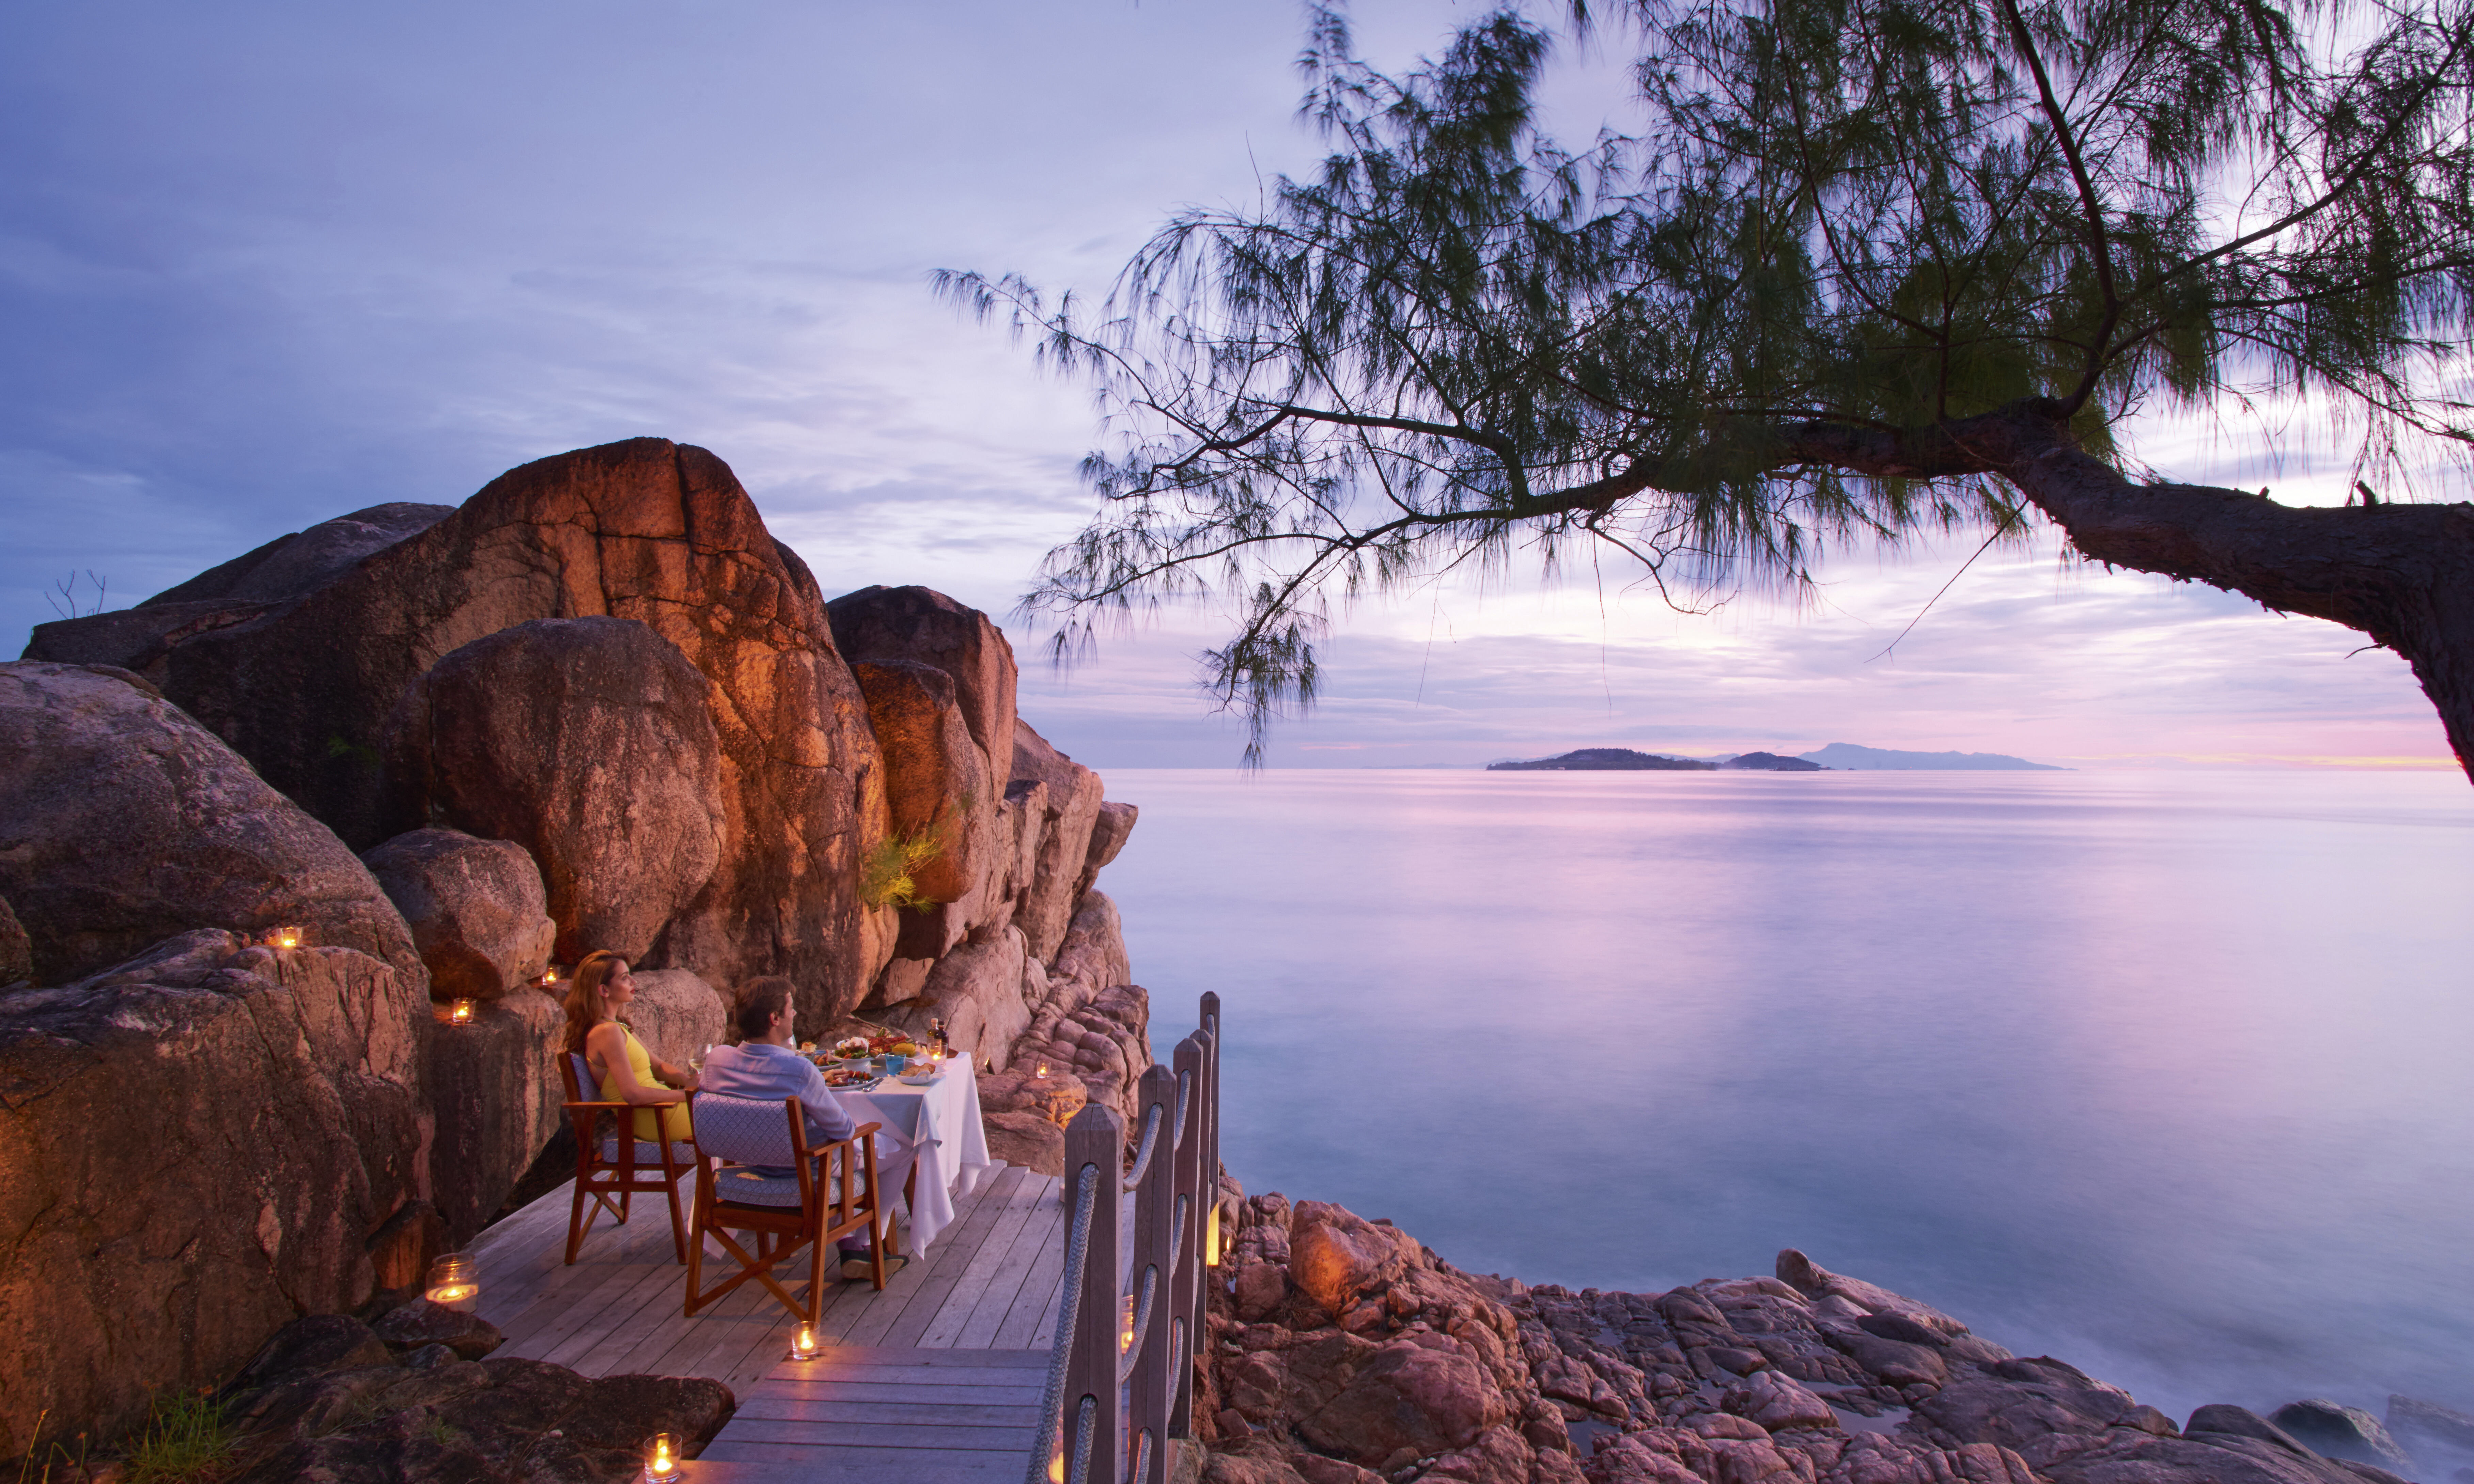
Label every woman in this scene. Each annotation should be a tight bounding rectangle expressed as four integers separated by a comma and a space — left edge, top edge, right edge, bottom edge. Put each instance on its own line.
563, 950, 696, 1142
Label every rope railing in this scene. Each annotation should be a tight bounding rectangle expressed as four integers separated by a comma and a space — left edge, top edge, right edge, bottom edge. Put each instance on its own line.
1047, 992, 1222, 1484
1025, 1156, 1104, 1484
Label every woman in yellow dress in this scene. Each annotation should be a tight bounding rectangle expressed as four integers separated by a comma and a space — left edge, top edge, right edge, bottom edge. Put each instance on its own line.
563, 950, 696, 1142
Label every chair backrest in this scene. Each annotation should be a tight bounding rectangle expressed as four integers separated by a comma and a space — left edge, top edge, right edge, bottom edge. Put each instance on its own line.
560, 1051, 596, 1104
693, 1093, 803, 1168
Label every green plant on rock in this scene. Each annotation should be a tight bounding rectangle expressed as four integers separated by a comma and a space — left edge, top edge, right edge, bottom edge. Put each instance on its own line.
122, 1390, 235, 1484
858, 795, 970, 910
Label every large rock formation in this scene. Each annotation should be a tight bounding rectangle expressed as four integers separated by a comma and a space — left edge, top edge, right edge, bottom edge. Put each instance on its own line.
361, 828, 557, 1002
825, 584, 1018, 763
0, 931, 429, 1461
0, 661, 426, 988
1010, 721, 1105, 962
387, 617, 726, 965
24, 439, 896, 1023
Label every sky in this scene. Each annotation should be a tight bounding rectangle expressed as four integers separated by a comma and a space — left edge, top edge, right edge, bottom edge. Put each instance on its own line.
0, 0, 2459, 771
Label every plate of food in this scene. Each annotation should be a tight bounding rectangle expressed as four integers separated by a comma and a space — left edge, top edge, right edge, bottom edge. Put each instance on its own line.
897, 1066, 940, 1085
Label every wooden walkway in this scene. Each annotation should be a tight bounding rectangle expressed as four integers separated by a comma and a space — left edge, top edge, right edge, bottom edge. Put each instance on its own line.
467, 1162, 1070, 1480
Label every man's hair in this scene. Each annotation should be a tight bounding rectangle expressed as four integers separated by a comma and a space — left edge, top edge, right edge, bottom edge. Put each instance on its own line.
734, 976, 796, 1041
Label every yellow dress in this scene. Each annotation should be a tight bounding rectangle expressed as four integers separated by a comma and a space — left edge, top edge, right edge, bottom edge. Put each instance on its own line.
596, 1024, 693, 1143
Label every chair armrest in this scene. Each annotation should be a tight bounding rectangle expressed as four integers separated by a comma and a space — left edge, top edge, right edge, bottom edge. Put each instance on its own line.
563, 1100, 630, 1112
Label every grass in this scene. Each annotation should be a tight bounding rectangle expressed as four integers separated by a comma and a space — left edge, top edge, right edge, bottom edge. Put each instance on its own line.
121, 1391, 236, 1484
859, 798, 967, 910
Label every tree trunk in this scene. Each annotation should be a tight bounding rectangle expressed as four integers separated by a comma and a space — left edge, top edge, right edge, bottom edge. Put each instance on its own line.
1780, 400, 2474, 779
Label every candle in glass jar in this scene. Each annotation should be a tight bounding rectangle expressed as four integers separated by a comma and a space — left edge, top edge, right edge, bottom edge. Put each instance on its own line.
789, 1321, 820, 1360
642, 1432, 683, 1483
424, 1253, 480, 1312
447, 999, 476, 1024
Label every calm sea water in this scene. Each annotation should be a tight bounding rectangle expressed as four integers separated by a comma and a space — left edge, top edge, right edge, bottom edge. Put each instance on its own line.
1104, 768, 2474, 1425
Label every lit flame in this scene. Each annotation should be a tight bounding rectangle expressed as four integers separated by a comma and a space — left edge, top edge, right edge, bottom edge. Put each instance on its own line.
425, 1283, 477, 1306
1206, 1204, 1221, 1268
645, 1433, 680, 1481
790, 1321, 819, 1359
1121, 1294, 1136, 1352
1049, 1438, 1067, 1484
448, 999, 475, 1024
1034, 1063, 1048, 1079
271, 927, 302, 950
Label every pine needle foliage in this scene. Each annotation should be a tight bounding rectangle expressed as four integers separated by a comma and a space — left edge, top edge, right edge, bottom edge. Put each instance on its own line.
939, 0, 2474, 761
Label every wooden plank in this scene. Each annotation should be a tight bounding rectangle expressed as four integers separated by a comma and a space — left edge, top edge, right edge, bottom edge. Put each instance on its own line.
686, 1446, 1026, 1480
491, 1214, 681, 1361
731, 1396, 1041, 1425
704, 1418, 1036, 1450
1008, 1227, 1070, 1351
753, 1365, 1044, 1391
762, 1346, 1046, 1371
617, 1263, 791, 1379
732, 1378, 1043, 1405
967, 1200, 1061, 1350
810, 1164, 1017, 1353
906, 1169, 1048, 1348
862, 1167, 1035, 1349
538, 1247, 696, 1370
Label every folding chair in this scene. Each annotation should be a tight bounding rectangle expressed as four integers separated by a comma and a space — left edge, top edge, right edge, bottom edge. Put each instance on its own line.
684, 1092, 887, 1324
557, 1051, 695, 1265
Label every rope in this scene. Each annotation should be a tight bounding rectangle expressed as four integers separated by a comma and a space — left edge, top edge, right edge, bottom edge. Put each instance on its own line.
1171, 1065, 1193, 1150
1118, 1262, 1159, 1385
1026, 1160, 1103, 1484
1070, 1394, 1098, 1484
1123, 1100, 1165, 1188
1129, 1425, 1152, 1484
1170, 1192, 1188, 1267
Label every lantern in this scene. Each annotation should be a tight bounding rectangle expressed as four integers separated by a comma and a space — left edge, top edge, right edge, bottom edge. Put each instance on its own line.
642, 1432, 683, 1483
447, 998, 476, 1025
789, 1321, 820, 1360
424, 1253, 479, 1312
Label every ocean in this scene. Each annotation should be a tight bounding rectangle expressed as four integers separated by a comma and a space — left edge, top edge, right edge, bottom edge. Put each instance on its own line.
1103, 767, 2474, 1425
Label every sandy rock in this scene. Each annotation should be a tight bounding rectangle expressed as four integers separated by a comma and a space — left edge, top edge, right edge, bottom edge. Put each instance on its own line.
225, 1315, 395, 1396
2032, 1429, 2397, 1484
1725, 1371, 1841, 1432
390, 617, 725, 964
982, 1109, 1067, 1175
1010, 978, 1156, 1123
44, 440, 893, 1023
0, 930, 428, 1459
825, 585, 1020, 760
1011, 719, 1105, 961
1829, 1329, 1947, 1387
23, 503, 456, 677
1777, 1250, 1966, 1336
881, 927, 1031, 1069
372, 1299, 505, 1361
1303, 1338, 1509, 1463
1290, 1202, 1422, 1318
226, 1353, 732, 1484
851, 659, 996, 910
623, 968, 728, 1067
978, 1064, 1091, 1124
0, 661, 426, 988
361, 828, 556, 1001
426, 989, 567, 1243
1076, 799, 1140, 897
1049, 890, 1133, 1001
0, 894, 28, 986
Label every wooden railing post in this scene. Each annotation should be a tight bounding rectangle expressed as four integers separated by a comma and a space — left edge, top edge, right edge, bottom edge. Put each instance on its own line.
1064, 1103, 1123, 1484
1167, 1035, 1205, 1439
1130, 1063, 1178, 1484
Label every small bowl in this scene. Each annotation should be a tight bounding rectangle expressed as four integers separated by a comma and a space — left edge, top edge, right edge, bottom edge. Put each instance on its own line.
897, 1068, 939, 1085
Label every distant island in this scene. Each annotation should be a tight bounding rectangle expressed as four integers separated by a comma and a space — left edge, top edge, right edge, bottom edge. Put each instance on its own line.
1486, 747, 1825, 772
1798, 742, 2067, 771
1486, 742, 2067, 771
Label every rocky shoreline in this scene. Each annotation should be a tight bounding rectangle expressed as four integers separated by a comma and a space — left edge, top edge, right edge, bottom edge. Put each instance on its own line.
1194, 1196, 2474, 1484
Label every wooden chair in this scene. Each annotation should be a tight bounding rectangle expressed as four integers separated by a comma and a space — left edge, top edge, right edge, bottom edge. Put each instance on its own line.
684, 1091, 887, 1324
557, 1051, 696, 1265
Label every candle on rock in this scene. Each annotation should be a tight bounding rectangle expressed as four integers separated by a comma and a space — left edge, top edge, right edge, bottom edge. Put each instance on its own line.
643, 1432, 683, 1483
423, 1253, 479, 1312
268, 926, 304, 951
447, 999, 476, 1025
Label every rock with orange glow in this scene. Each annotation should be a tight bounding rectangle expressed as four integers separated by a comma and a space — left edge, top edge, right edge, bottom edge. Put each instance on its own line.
360, 827, 556, 1002
0, 929, 427, 1462
24, 440, 896, 1023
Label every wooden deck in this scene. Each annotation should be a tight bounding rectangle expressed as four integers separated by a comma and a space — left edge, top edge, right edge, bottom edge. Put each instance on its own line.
467, 1162, 1070, 1480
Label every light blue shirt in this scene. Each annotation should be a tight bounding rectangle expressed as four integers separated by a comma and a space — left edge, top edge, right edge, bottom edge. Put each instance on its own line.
700, 1040, 858, 1161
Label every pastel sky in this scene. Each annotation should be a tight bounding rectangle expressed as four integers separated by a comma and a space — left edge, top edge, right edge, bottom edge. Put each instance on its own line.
1, 0, 2457, 771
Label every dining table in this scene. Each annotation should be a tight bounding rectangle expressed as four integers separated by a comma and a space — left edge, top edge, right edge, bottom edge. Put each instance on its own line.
818, 1056, 992, 1256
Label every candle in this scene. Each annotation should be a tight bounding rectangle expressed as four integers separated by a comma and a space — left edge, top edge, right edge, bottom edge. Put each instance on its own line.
539, 967, 560, 989
424, 1253, 479, 1313
1034, 1062, 1048, 1080
642, 1432, 683, 1483
1206, 1203, 1222, 1268
789, 1321, 820, 1360
447, 999, 476, 1024
269, 926, 304, 951
1120, 1293, 1137, 1353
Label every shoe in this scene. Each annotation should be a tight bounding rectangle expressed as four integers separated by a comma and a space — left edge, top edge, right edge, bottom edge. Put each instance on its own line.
842, 1253, 907, 1281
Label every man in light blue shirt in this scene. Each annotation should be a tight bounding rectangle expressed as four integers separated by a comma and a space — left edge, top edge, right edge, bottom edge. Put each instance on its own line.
700, 976, 913, 1278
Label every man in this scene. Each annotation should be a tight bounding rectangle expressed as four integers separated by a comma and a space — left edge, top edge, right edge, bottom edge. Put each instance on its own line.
699, 976, 912, 1279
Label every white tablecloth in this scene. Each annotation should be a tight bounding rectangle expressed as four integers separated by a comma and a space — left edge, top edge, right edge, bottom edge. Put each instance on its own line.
835, 1060, 991, 1255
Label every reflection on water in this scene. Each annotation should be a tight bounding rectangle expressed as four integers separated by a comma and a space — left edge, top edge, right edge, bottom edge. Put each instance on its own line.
1108, 768, 2474, 1423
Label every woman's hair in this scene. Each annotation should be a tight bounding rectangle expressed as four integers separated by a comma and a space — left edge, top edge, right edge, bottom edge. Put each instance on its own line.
735, 976, 795, 1042
561, 950, 627, 1056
